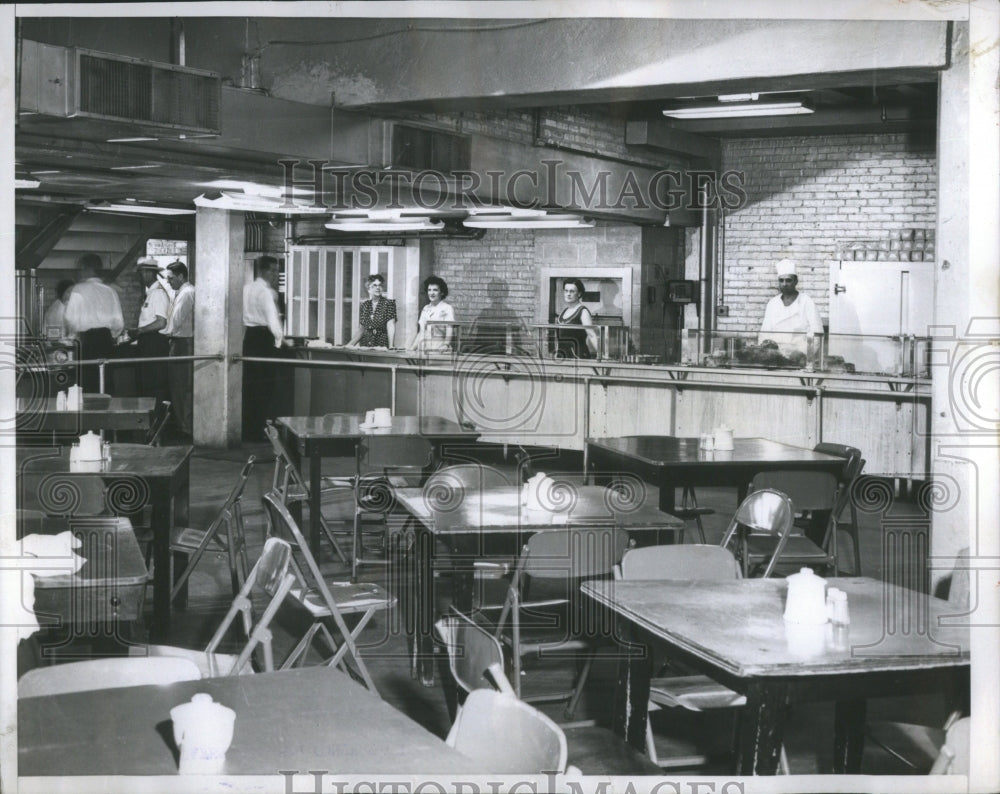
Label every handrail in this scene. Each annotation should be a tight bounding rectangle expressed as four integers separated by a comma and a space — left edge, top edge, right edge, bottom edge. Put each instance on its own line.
17, 353, 225, 393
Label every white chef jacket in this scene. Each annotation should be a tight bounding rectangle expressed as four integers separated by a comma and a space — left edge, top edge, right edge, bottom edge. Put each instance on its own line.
759, 291, 824, 354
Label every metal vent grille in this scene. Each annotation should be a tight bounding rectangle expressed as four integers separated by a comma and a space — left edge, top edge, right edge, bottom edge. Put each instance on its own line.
77, 52, 220, 133
391, 124, 471, 173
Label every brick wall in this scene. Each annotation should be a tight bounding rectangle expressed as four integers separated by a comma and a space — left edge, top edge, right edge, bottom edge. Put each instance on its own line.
718, 132, 937, 333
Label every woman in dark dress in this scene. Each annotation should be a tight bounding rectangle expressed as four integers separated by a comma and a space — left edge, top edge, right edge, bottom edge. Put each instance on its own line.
347, 273, 397, 348
555, 277, 597, 358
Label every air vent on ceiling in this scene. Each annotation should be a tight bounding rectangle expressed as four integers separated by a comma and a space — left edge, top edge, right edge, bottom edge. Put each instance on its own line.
19, 40, 221, 135
390, 123, 471, 173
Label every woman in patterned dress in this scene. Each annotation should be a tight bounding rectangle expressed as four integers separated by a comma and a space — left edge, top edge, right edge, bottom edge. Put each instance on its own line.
347, 274, 397, 348
407, 275, 454, 353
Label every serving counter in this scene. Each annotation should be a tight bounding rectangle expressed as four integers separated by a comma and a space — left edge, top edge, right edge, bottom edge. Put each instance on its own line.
285, 346, 931, 480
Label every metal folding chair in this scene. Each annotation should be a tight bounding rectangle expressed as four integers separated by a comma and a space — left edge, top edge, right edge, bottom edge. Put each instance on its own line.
261, 491, 396, 695
490, 524, 630, 716
812, 443, 865, 574
141, 536, 298, 677
719, 488, 796, 578
146, 400, 173, 446
618, 543, 789, 773
169, 455, 255, 605
263, 421, 349, 565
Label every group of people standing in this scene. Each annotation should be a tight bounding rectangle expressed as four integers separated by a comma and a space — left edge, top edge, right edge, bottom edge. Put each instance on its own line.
43, 253, 194, 437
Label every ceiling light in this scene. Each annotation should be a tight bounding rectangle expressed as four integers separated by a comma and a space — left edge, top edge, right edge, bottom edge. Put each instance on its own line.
465, 206, 549, 218
663, 100, 813, 119
31, 170, 61, 175
325, 217, 445, 232
194, 192, 329, 215
107, 137, 159, 143
15, 178, 41, 189
463, 213, 595, 229
110, 164, 162, 170
88, 201, 195, 216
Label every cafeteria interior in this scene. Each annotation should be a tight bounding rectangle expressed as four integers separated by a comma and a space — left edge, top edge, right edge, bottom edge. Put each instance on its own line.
8, 6, 997, 791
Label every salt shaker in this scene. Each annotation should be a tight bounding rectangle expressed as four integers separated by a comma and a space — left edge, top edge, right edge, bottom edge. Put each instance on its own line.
827, 587, 850, 626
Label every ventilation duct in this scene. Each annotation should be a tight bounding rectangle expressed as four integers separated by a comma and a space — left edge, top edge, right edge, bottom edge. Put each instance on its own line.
20, 40, 221, 135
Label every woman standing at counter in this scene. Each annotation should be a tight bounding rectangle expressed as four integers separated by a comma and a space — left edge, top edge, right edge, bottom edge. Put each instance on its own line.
347, 274, 397, 348
555, 277, 597, 358
407, 275, 454, 353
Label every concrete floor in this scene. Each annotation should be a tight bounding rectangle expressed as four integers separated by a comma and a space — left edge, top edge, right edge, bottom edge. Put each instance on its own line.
32, 441, 957, 777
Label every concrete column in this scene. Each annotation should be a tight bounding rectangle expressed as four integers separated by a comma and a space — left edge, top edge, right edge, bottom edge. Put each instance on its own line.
932, 14, 999, 789
193, 207, 245, 447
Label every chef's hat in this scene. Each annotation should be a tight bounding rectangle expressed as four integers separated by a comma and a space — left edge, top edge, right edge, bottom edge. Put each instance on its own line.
775, 258, 797, 277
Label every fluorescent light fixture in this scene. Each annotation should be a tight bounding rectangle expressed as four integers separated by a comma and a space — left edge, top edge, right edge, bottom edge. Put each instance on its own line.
463, 213, 594, 229
31, 170, 61, 175
107, 136, 159, 143
110, 164, 162, 170
88, 201, 195, 216
663, 100, 813, 119
466, 206, 548, 218
194, 192, 329, 215
325, 216, 444, 232
202, 179, 314, 199
15, 178, 41, 189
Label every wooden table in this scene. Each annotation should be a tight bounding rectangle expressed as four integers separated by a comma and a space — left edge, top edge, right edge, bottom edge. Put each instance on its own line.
394, 483, 684, 684
277, 414, 479, 555
16, 396, 156, 437
17, 444, 191, 638
18, 666, 480, 776
583, 577, 970, 775
586, 436, 844, 513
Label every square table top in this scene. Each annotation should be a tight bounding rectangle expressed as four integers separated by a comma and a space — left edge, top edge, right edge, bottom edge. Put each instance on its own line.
587, 436, 843, 470
17, 443, 192, 479
17, 396, 157, 432
394, 484, 684, 535
18, 666, 480, 776
582, 577, 970, 678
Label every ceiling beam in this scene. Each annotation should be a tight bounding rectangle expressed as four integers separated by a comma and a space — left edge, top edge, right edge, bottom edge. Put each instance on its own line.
16, 206, 83, 270
625, 121, 720, 165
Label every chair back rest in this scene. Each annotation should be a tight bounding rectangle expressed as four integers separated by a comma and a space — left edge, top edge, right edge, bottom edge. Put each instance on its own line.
435, 611, 506, 695
521, 525, 630, 580
732, 488, 795, 535
261, 491, 337, 608
620, 544, 741, 581
264, 421, 302, 496
446, 688, 567, 774
18, 656, 201, 697
255, 536, 294, 598
146, 400, 173, 446
928, 717, 970, 775
751, 471, 839, 512
361, 435, 434, 471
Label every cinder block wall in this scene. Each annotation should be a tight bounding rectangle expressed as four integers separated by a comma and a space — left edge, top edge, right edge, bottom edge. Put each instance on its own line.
718, 133, 938, 333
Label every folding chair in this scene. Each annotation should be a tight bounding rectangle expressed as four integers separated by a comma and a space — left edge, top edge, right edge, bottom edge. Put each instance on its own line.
351, 434, 435, 578
435, 609, 662, 775
744, 472, 839, 575
169, 455, 255, 605
719, 488, 796, 578
490, 524, 630, 716
18, 656, 201, 697
671, 485, 713, 544
263, 421, 349, 565
261, 491, 396, 694
812, 443, 865, 574
140, 536, 297, 677
618, 543, 789, 772
146, 400, 173, 446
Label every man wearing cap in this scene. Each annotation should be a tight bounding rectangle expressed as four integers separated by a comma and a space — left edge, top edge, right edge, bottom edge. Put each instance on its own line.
759, 258, 824, 354
63, 253, 125, 393
164, 261, 195, 439
128, 257, 171, 406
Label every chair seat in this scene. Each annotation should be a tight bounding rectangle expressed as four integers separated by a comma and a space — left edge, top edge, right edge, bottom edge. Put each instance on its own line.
746, 534, 831, 560
170, 526, 227, 551
649, 675, 746, 711
140, 644, 251, 678
290, 581, 396, 617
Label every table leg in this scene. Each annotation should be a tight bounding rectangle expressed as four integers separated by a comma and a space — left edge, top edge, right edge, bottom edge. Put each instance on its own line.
310, 453, 322, 558
610, 619, 652, 752
735, 682, 788, 775
658, 477, 677, 514
149, 487, 171, 641
833, 698, 867, 773
411, 528, 436, 686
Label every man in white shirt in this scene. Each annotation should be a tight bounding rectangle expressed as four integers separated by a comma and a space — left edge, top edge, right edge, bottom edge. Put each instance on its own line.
242, 255, 285, 442
164, 261, 195, 438
63, 253, 125, 392
759, 258, 825, 355
127, 257, 171, 407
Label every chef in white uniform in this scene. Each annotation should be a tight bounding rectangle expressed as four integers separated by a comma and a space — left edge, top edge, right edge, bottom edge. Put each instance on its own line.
759, 258, 824, 355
